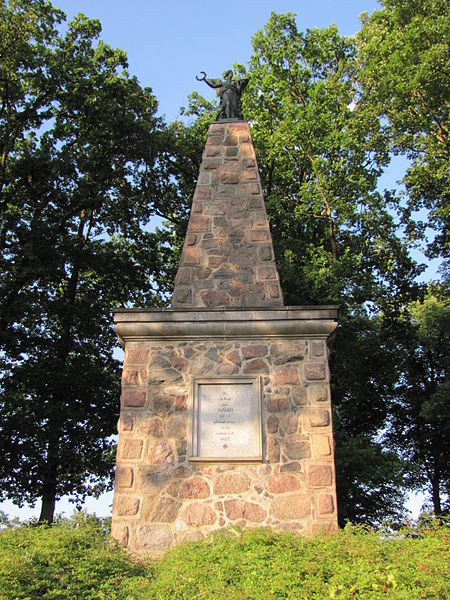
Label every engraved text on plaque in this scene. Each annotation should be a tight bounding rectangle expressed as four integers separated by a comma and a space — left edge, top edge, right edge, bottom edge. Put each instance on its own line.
190, 377, 262, 461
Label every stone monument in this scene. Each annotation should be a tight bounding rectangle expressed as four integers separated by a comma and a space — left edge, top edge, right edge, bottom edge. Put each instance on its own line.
111, 73, 339, 555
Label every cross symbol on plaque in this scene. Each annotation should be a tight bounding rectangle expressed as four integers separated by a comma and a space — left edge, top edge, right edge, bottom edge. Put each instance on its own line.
223, 444, 228, 449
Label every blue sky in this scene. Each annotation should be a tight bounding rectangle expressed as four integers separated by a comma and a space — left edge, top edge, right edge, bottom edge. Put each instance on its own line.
54, 0, 380, 122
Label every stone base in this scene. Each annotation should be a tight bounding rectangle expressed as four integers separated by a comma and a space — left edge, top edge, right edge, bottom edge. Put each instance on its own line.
112, 307, 338, 556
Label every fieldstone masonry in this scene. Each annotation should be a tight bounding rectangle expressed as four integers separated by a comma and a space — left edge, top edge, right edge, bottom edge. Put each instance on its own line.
112, 121, 339, 556
172, 121, 284, 309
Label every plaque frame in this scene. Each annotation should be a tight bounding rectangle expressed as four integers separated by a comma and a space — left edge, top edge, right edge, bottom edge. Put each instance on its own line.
189, 376, 262, 462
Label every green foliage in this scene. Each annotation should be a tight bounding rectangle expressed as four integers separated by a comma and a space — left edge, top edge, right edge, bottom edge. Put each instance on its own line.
0, 0, 175, 521
233, 11, 425, 524
386, 285, 450, 514
334, 427, 408, 527
357, 0, 450, 258
0, 518, 448, 599
0, 514, 148, 599
241, 12, 421, 310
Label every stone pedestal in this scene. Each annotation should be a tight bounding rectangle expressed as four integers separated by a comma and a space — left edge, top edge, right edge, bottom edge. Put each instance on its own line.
111, 307, 338, 555
111, 120, 339, 555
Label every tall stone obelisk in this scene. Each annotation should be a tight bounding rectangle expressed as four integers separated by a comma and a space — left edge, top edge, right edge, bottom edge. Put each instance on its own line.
111, 118, 338, 556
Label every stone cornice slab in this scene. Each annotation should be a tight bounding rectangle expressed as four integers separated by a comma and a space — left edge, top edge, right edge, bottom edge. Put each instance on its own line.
114, 306, 339, 345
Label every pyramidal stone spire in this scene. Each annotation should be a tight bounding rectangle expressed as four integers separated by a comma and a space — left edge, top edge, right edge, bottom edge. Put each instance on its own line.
172, 121, 284, 309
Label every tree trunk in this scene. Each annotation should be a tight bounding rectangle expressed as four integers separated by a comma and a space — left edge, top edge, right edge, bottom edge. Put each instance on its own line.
431, 475, 442, 515
37, 214, 88, 524
38, 444, 58, 524
39, 494, 56, 524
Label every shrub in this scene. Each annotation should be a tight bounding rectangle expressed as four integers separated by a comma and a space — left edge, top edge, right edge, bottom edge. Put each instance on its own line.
0, 513, 148, 599
0, 515, 448, 599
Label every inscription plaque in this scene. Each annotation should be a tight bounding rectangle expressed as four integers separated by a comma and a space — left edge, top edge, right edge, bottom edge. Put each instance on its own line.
190, 377, 262, 461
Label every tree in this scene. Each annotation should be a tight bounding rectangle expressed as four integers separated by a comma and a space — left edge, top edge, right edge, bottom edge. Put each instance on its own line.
168, 9, 449, 523
0, 0, 173, 522
357, 0, 449, 259
232, 12, 423, 524
331, 314, 410, 525
386, 286, 450, 514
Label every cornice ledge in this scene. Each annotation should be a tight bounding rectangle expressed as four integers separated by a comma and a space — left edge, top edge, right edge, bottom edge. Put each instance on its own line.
114, 306, 338, 345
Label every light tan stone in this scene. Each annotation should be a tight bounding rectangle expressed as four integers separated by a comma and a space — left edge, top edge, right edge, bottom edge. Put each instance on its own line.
309, 409, 330, 428
138, 524, 172, 552
267, 475, 300, 493
148, 497, 181, 522
311, 341, 325, 357
182, 503, 216, 526
119, 414, 133, 432
224, 134, 238, 146
175, 531, 205, 544
312, 435, 331, 457
277, 523, 305, 532
116, 495, 140, 516
174, 268, 192, 285
120, 439, 143, 460
318, 494, 335, 515
249, 228, 269, 242
271, 342, 306, 364
116, 466, 134, 488
240, 144, 253, 158
226, 349, 241, 366
125, 347, 149, 364
272, 367, 300, 386
181, 247, 202, 266
273, 494, 311, 520
112, 119, 339, 555
304, 362, 326, 381
308, 385, 328, 403
111, 524, 129, 547
257, 266, 277, 280
308, 465, 333, 487
221, 171, 239, 184
185, 233, 198, 246
140, 469, 171, 496
148, 439, 175, 465
122, 369, 139, 386
195, 185, 213, 197
139, 417, 163, 437
312, 521, 338, 533
243, 358, 269, 373
286, 435, 311, 460
216, 362, 239, 375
